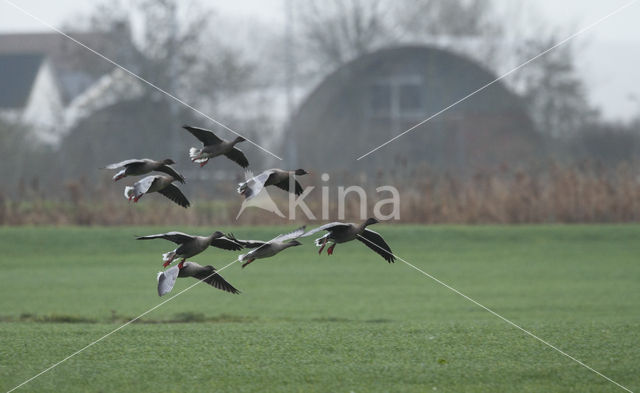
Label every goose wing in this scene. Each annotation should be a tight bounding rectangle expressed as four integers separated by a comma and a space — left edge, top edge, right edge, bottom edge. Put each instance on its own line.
136, 231, 195, 244
158, 184, 190, 208
224, 147, 249, 168
302, 222, 351, 237
156, 165, 185, 184
103, 158, 143, 169
225, 233, 267, 249
183, 125, 223, 145
271, 226, 306, 243
157, 265, 180, 296
210, 236, 244, 251
193, 266, 241, 294
357, 229, 395, 263
273, 177, 304, 195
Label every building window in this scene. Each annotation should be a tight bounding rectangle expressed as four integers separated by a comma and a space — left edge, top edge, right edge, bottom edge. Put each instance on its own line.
368, 76, 424, 119
370, 84, 391, 114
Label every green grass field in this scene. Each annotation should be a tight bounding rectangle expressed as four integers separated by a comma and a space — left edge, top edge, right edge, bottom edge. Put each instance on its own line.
1, 225, 639, 392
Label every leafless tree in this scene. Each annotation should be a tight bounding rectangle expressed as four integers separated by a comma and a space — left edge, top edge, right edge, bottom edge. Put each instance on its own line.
298, 0, 393, 69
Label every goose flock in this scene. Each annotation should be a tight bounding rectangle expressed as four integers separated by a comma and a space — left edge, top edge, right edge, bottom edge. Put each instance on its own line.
103, 125, 395, 297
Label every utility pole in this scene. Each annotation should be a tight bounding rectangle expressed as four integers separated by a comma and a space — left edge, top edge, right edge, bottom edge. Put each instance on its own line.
284, 0, 297, 166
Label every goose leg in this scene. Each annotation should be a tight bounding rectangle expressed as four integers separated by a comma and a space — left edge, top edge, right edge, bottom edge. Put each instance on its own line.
199, 159, 209, 167
241, 258, 255, 268
177, 260, 185, 269
318, 238, 328, 254
162, 255, 177, 268
327, 243, 336, 255
133, 194, 143, 203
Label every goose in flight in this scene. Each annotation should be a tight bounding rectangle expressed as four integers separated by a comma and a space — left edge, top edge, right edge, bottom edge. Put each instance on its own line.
103, 158, 184, 183
137, 231, 243, 267
228, 226, 306, 268
302, 218, 395, 263
124, 174, 190, 208
157, 261, 240, 296
237, 168, 309, 199
184, 125, 248, 168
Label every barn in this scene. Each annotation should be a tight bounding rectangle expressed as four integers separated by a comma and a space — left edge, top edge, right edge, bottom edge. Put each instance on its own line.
287, 45, 544, 173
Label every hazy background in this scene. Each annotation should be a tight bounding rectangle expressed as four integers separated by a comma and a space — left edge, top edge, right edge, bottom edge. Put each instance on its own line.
1, 0, 639, 225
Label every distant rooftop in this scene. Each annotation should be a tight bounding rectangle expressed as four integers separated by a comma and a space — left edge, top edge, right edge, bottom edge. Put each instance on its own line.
0, 52, 45, 108
0, 28, 136, 103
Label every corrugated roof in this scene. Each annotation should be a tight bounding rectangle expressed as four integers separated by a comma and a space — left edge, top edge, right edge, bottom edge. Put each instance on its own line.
0, 53, 45, 108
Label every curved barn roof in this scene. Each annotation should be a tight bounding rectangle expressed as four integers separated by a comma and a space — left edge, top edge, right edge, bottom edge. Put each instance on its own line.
288, 45, 543, 172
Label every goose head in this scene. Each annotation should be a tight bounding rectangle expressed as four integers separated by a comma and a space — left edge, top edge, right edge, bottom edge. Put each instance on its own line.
294, 169, 310, 176
364, 217, 379, 227
162, 159, 175, 165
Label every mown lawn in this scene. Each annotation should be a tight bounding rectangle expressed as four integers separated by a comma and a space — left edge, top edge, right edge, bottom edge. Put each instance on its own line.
0, 225, 639, 392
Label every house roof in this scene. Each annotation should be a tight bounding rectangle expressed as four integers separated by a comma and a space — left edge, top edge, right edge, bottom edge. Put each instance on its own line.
0, 30, 136, 104
0, 53, 45, 108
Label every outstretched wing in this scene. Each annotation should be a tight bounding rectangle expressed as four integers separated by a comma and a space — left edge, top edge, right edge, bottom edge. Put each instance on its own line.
210, 236, 244, 251
225, 233, 267, 249
271, 226, 306, 243
156, 165, 185, 184
136, 231, 194, 244
224, 147, 249, 168
157, 266, 180, 296
194, 266, 241, 294
183, 125, 223, 146
103, 159, 142, 169
158, 184, 190, 208
356, 229, 395, 263
302, 222, 351, 237
273, 178, 303, 196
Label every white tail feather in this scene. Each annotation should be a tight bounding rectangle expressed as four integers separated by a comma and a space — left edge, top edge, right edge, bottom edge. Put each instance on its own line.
189, 147, 200, 159
162, 250, 177, 262
124, 186, 134, 199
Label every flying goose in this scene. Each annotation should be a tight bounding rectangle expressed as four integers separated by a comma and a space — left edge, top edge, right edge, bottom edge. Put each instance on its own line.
157, 261, 240, 296
302, 218, 395, 263
237, 168, 309, 199
124, 174, 190, 208
184, 125, 249, 168
228, 226, 306, 268
137, 231, 243, 267
103, 158, 184, 183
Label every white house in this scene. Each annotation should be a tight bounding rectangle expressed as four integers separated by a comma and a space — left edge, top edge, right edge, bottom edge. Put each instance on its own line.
0, 53, 65, 144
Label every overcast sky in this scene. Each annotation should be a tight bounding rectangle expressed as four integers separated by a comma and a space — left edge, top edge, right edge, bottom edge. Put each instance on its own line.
1, 0, 639, 121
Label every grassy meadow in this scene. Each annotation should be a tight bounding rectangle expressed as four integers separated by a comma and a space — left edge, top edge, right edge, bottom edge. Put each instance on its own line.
0, 225, 639, 392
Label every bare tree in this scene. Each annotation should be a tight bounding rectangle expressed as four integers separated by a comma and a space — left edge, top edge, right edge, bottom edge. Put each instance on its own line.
298, 0, 393, 69
514, 33, 598, 138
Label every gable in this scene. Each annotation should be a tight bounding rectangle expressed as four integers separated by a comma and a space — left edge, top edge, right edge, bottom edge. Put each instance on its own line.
0, 53, 44, 108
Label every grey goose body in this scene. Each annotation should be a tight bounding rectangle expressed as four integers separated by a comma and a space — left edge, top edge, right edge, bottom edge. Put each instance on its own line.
104, 158, 184, 183
229, 226, 306, 268
137, 231, 242, 267
237, 168, 309, 199
302, 218, 395, 263
124, 174, 190, 208
157, 261, 240, 296
184, 125, 248, 168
